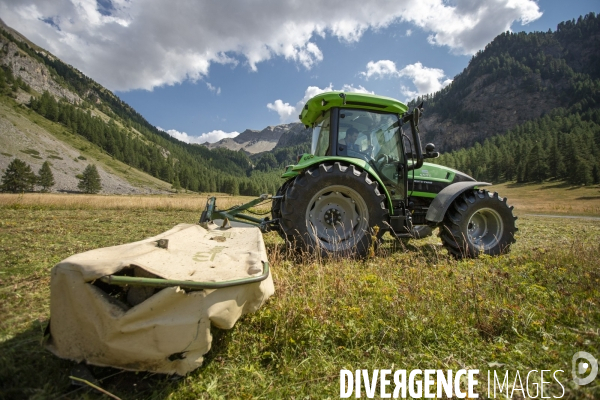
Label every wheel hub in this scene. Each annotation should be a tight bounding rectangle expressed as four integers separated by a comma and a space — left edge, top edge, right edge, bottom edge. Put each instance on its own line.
323, 208, 342, 226
466, 207, 503, 250
305, 185, 369, 250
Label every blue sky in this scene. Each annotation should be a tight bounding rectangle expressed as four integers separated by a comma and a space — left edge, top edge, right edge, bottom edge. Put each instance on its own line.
1, 0, 599, 143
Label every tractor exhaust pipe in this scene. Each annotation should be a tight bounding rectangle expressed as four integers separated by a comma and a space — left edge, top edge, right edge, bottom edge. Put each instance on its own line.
405, 103, 424, 171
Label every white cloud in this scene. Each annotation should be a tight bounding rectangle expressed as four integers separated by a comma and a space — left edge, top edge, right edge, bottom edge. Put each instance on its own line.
158, 127, 239, 144
362, 60, 399, 80
0, 0, 541, 91
360, 60, 452, 101
267, 84, 375, 123
267, 100, 296, 123
397, 62, 453, 99
206, 82, 221, 95
405, 29, 412, 37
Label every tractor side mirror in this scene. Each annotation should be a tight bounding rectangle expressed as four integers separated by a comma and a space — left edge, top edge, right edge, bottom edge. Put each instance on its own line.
423, 143, 440, 159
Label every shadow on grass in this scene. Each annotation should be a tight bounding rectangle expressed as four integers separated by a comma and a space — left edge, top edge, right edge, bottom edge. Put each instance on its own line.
380, 235, 445, 260
0, 320, 74, 399
0, 320, 235, 399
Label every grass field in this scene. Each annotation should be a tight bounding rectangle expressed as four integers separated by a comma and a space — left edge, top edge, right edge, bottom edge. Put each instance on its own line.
0, 191, 599, 399
489, 181, 600, 216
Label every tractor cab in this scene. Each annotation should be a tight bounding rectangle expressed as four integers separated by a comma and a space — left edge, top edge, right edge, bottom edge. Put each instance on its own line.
310, 106, 407, 203
293, 91, 432, 235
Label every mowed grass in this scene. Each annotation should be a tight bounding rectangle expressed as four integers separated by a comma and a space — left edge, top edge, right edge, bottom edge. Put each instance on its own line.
0, 194, 599, 399
489, 181, 600, 216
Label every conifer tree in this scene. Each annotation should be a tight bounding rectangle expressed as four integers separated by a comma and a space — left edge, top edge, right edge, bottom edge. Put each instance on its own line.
37, 161, 55, 192
77, 164, 102, 194
526, 142, 548, 182
171, 176, 182, 192
0, 158, 36, 193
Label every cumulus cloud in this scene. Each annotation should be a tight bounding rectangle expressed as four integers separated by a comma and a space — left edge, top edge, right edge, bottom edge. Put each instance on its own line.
266, 100, 296, 122
157, 127, 239, 144
267, 84, 374, 123
362, 60, 399, 80
0, 0, 541, 91
361, 60, 452, 100
397, 62, 453, 99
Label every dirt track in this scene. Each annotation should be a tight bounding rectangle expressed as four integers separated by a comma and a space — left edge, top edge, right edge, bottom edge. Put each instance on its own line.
524, 214, 600, 221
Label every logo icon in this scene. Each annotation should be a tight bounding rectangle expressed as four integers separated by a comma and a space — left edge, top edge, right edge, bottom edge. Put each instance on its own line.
572, 351, 598, 386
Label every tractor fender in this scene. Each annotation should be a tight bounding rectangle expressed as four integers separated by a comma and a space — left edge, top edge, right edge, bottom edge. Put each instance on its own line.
425, 181, 491, 223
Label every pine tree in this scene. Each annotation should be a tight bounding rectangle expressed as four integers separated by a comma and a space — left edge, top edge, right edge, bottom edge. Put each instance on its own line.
37, 161, 55, 192
526, 142, 548, 182
77, 164, 102, 194
0, 158, 36, 193
572, 156, 593, 185
171, 176, 182, 192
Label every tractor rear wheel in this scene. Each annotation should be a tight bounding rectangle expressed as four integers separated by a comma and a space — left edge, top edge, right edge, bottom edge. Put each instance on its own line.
280, 162, 388, 257
439, 189, 517, 258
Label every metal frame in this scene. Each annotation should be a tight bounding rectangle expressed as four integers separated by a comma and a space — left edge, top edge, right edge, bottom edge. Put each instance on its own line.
99, 261, 270, 291
199, 194, 275, 230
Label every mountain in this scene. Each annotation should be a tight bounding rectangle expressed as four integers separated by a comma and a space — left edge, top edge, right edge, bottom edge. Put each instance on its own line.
412, 13, 600, 152
422, 13, 600, 185
0, 20, 284, 195
203, 124, 304, 154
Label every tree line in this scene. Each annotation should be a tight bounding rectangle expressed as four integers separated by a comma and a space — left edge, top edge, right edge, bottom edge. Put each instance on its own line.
431, 108, 600, 185
0, 158, 102, 194
24, 90, 285, 195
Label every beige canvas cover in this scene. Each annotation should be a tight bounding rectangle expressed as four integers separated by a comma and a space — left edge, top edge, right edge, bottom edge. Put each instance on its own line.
46, 221, 274, 375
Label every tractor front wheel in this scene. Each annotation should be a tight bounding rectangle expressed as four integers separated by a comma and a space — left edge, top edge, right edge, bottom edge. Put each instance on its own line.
280, 162, 388, 257
439, 189, 517, 258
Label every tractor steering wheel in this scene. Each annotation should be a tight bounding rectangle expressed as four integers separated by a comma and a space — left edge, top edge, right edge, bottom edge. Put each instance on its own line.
375, 153, 390, 168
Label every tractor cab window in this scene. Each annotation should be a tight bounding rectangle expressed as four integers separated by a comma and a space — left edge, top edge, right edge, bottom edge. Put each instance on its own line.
311, 111, 331, 156
338, 109, 405, 199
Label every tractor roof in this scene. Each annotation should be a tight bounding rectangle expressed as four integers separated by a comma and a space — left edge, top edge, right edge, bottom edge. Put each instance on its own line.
299, 91, 408, 126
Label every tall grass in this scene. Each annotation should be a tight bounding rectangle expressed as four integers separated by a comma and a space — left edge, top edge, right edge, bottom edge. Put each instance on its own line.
0, 193, 265, 211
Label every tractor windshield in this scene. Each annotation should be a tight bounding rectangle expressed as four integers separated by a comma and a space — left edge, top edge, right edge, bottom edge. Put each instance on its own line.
311, 111, 331, 156
338, 109, 405, 199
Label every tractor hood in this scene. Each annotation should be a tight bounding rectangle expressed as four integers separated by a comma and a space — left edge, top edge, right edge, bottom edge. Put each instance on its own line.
409, 162, 476, 198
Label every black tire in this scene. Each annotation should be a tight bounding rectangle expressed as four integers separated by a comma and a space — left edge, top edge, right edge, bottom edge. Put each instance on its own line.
271, 178, 294, 239
439, 189, 517, 258
280, 162, 388, 257
411, 225, 433, 239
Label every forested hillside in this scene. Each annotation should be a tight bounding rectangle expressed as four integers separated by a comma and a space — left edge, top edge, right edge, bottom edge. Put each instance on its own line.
423, 13, 600, 185
0, 24, 283, 195
433, 110, 600, 184
412, 12, 600, 151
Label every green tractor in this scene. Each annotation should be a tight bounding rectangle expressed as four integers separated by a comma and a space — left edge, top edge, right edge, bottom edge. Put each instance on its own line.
202, 92, 517, 258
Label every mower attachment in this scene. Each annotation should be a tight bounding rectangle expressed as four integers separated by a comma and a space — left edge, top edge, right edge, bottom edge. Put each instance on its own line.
200, 195, 278, 232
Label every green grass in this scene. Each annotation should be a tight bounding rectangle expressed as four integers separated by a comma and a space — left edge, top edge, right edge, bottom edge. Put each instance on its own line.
0, 203, 599, 399
489, 181, 600, 216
